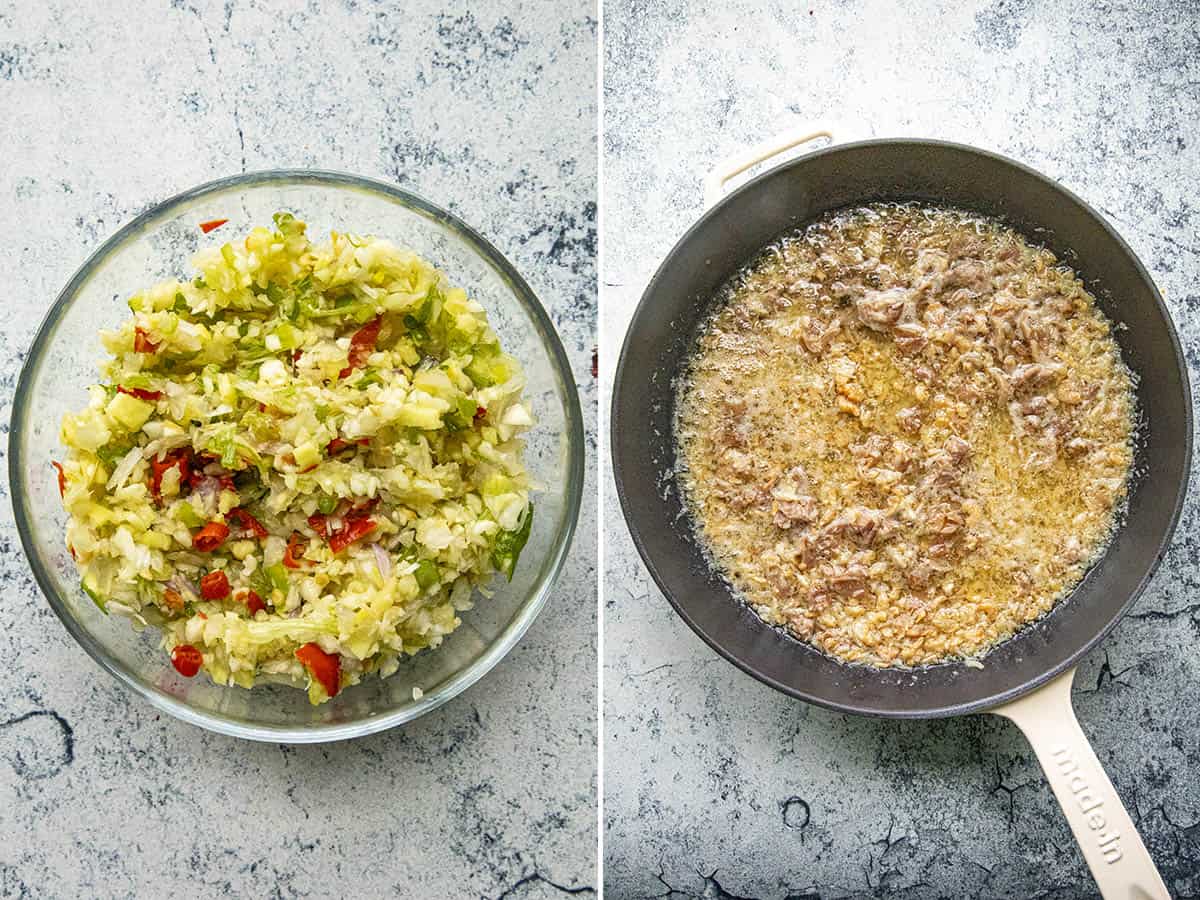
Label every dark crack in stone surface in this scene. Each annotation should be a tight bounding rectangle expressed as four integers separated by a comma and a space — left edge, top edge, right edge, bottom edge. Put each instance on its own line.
0, 0, 597, 896
601, 1, 1200, 897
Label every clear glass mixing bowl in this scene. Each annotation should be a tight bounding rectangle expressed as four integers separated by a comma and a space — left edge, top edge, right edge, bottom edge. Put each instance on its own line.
9, 171, 584, 742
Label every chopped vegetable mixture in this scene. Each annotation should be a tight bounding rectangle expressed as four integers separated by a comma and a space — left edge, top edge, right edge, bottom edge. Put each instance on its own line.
56, 213, 535, 703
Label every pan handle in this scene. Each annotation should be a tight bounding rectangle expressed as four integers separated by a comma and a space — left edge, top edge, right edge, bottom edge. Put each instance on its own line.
702, 123, 863, 209
990, 667, 1170, 899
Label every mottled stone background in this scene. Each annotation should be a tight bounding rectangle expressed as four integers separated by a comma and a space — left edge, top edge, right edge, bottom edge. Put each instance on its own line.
602, 1, 1200, 898
0, 1, 596, 897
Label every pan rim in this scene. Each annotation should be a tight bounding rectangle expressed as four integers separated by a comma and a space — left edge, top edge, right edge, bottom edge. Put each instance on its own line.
609, 137, 1194, 719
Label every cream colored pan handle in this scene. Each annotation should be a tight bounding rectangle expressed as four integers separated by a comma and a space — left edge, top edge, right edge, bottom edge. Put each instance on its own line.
991, 668, 1170, 899
702, 123, 864, 209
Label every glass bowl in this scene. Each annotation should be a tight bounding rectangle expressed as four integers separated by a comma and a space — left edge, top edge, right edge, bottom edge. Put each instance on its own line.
9, 171, 585, 742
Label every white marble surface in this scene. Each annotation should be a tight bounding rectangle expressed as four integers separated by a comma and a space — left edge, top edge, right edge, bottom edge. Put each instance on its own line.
0, 1, 597, 897
602, 1, 1200, 897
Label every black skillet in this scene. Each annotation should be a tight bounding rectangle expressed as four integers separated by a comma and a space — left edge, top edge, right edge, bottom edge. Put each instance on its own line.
610, 135, 1191, 898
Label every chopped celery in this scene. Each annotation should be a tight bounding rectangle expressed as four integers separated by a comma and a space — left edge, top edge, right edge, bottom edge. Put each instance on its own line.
177, 502, 206, 529
264, 563, 289, 593
491, 503, 533, 581
271, 321, 302, 350
403, 314, 430, 344
465, 345, 511, 387
445, 395, 478, 431
205, 427, 240, 469
355, 369, 384, 390
414, 559, 439, 589
96, 441, 134, 468
81, 579, 108, 613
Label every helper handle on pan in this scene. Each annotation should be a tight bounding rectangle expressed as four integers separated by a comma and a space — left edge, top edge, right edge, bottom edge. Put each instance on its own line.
702, 123, 864, 209
991, 668, 1170, 900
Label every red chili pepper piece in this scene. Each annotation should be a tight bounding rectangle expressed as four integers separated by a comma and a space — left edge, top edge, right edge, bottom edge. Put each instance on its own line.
51, 461, 66, 498
133, 327, 159, 354
227, 507, 268, 539
171, 644, 203, 677
338, 316, 383, 379
307, 513, 329, 539
199, 218, 229, 234
117, 385, 164, 402
193, 521, 230, 552
242, 590, 265, 616
327, 436, 370, 455
163, 588, 184, 612
474, 406, 486, 422
295, 642, 340, 697
328, 517, 377, 554
199, 570, 231, 600
149, 457, 175, 497
150, 449, 192, 502
283, 531, 307, 568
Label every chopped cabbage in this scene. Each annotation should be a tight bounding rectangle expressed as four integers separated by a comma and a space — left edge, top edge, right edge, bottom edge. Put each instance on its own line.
56, 214, 534, 703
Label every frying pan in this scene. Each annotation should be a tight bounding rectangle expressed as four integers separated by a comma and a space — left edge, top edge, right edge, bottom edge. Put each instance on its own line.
610, 128, 1192, 898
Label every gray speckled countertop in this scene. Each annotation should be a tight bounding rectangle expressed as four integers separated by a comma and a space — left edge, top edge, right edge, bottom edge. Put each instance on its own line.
0, 1, 596, 897
602, 1, 1200, 897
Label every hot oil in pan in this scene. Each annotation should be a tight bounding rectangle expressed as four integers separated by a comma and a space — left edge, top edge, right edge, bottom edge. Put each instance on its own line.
672, 202, 1137, 670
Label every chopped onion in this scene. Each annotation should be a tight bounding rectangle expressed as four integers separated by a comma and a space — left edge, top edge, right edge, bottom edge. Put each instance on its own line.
166, 574, 200, 602
371, 543, 392, 578
194, 475, 220, 504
